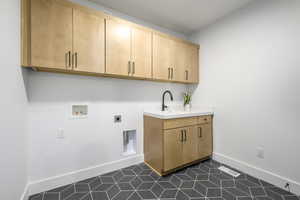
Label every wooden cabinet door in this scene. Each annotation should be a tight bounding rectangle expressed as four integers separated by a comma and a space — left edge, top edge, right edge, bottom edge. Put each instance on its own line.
173, 41, 187, 82
186, 45, 199, 83
182, 126, 199, 164
131, 27, 152, 78
73, 9, 105, 73
164, 129, 183, 171
30, 0, 72, 69
153, 34, 172, 81
198, 124, 213, 159
106, 19, 131, 76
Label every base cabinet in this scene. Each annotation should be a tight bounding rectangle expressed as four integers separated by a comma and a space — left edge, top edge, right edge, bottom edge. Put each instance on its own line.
164, 129, 183, 171
198, 124, 213, 159
144, 115, 213, 175
183, 126, 200, 164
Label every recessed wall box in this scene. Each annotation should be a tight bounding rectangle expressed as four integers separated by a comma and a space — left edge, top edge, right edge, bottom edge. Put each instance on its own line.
70, 104, 88, 119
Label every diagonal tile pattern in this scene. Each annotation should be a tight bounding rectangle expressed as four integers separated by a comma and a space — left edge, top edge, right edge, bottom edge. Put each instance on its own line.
29, 159, 300, 200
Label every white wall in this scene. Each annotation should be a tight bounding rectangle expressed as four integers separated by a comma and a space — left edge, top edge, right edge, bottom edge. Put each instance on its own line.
27, 0, 187, 191
189, 0, 300, 193
0, 0, 29, 199
28, 73, 185, 182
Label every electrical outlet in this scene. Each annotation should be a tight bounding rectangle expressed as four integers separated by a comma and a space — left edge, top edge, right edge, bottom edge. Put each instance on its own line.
114, 115, 122, 123
257, 147, 264, 159
57, 128, 65, 139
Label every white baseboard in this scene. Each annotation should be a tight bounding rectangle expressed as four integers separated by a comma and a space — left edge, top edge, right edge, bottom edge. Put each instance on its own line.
20, 184, 29, 200
213, 152, 300, 195
28, 154, 144, 196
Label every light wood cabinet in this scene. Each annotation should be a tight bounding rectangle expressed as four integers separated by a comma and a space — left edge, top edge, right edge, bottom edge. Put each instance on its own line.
73, 9, 105, 73
131, 27, 152, 78
173, 41, 188, 82
22, 0, 199, 84
26, 0, 105, 73
152, 35, 199, 83
164, 129, 183, 171
30, 0, 73, 69
173, 43, 199, 83
153, 34, 172, 81
106, 19, 131, 76
186, 45, 199, 83
197, 123, 213, 159
183, 126, 200, 164
106, 19, 152, 78
144, 115, 213, 175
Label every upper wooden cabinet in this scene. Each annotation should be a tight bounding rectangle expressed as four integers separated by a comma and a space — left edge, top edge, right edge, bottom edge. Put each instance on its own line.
153, 34, 199, 83
30, 0, 73, 70
186, 45, 199, 83
106, 19, 131, 76
106, 19, 152, 78
153, 34, 172, 81
131, 27, 152, 79
24, 0, 105, 73
22, 0, 199, 84
73, 9, 105, 73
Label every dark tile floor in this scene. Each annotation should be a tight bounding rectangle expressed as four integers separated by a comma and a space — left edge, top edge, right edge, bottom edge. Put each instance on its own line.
29, 159, 299, 200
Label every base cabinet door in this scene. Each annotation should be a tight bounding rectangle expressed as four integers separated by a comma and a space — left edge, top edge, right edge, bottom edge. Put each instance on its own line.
73, 9, 105, 73
30, 0, 73, 69
182, 126, 200, 164
163, 129, 183, 171
198, 124, 213, 159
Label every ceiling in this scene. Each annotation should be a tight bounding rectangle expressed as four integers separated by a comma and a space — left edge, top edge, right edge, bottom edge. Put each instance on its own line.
90, 0, 254, 35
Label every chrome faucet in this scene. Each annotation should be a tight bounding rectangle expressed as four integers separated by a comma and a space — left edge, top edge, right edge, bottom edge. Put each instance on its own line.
162, 90, 174, 111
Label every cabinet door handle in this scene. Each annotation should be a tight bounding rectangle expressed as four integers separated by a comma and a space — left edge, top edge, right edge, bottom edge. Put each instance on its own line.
68, 51, 71, 68
180, 130, 184, 142
184, 130, 187, 141
65, 52, 68, 68
75, 52, 78, 68
132, 62, 135, 75
185, 70, 188, 80
171, 68, 174, 79
168, 68, 170, 79
187, 70, 189, 80
128, 61, 131, 75
198, 127, 202, 138
72, 53, 74, 68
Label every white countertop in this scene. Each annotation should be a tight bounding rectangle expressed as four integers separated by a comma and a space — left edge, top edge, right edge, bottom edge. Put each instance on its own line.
144, 108, 214, 119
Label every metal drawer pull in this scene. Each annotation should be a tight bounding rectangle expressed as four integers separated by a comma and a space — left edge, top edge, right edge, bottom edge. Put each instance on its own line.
180, 130, 184, 142
75, 52, 78, 68
198, 127, 202, 138
128, 61, 131, 74
132, 62, 135, 75
185, 70, 188, 80
65, 52, 68, 68
68, 51, 71, 68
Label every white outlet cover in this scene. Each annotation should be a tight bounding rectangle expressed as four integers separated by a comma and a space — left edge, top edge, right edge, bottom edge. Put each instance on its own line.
257, 147, 264, 159
57, 128, 65, 139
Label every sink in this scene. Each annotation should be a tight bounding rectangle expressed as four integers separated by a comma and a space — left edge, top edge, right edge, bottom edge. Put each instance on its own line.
144, 108, 213, 119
